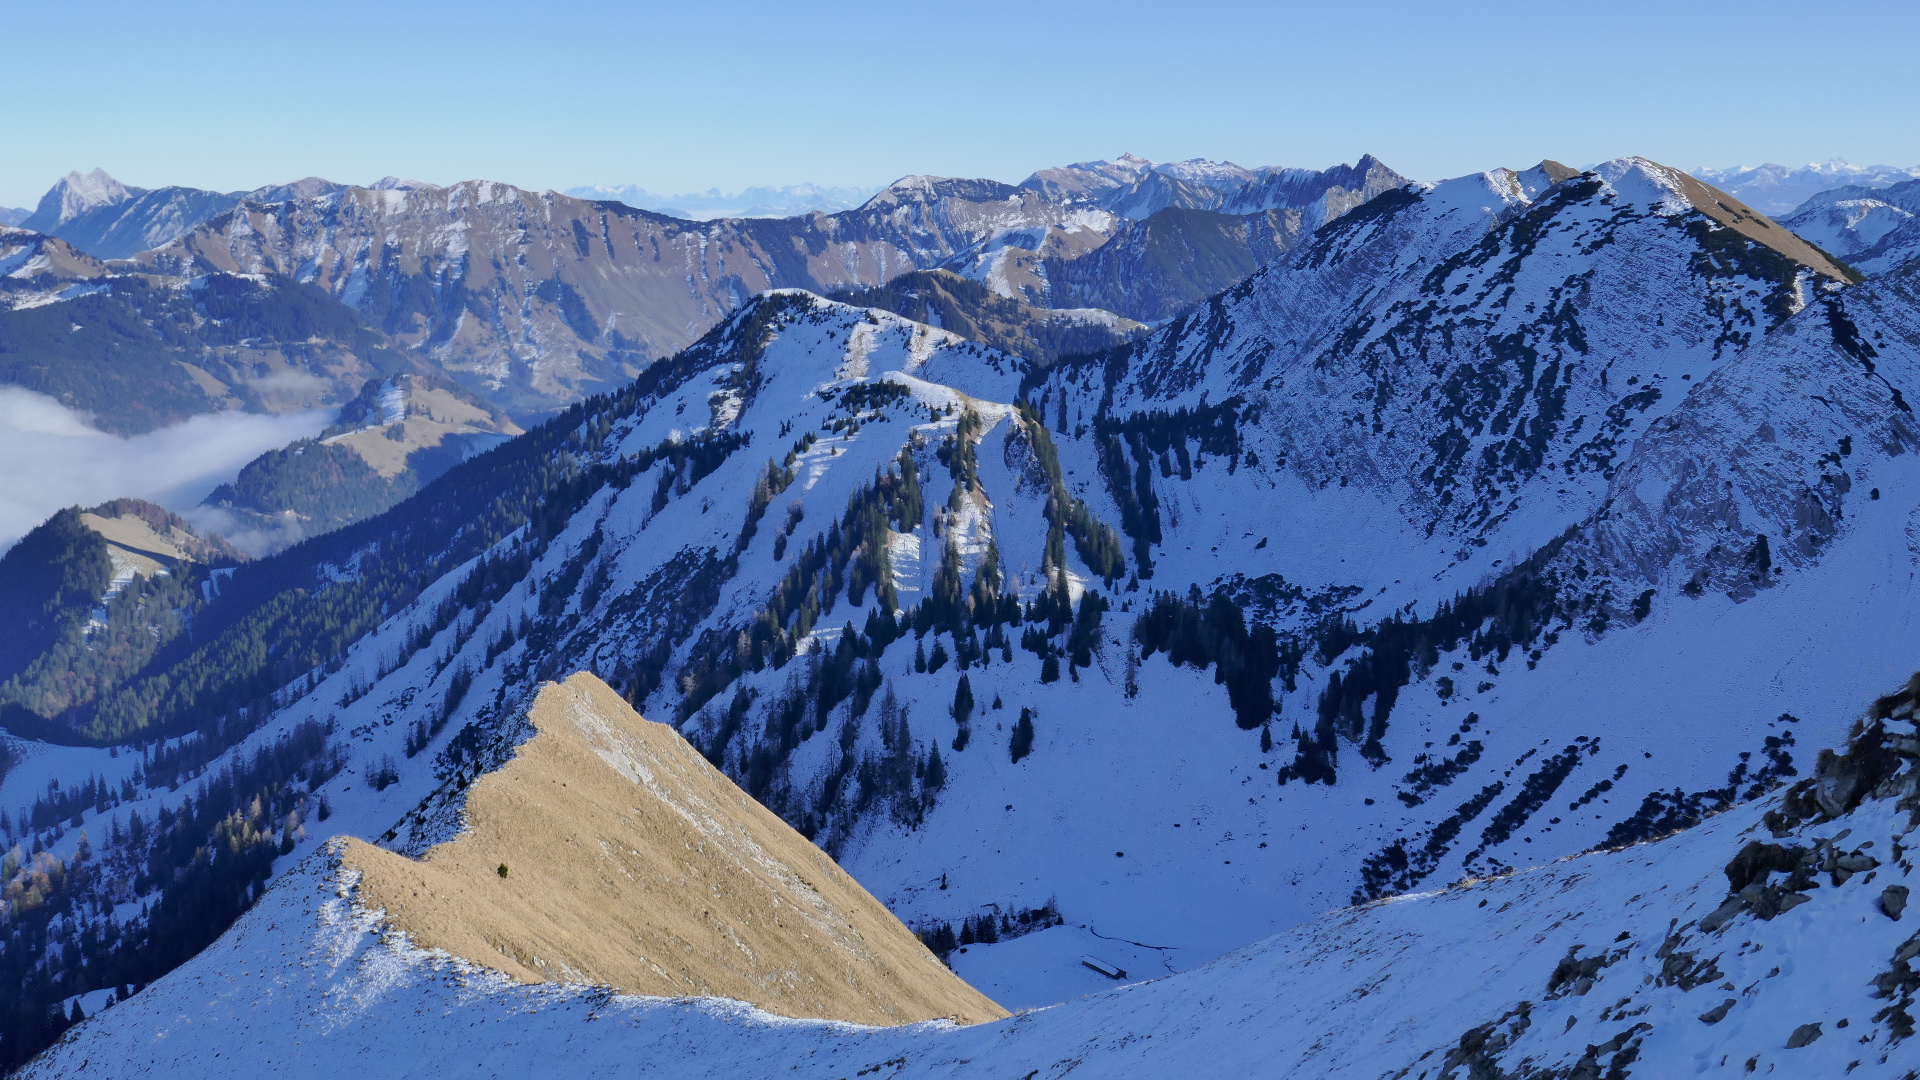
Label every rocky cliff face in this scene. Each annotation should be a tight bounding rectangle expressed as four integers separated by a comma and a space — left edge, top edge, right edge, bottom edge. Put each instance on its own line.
1560, 257, 1920, 606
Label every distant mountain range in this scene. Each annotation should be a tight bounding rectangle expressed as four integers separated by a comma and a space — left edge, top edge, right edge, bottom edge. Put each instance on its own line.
1690, 161, 1920, 216
7, 155, 1406, 429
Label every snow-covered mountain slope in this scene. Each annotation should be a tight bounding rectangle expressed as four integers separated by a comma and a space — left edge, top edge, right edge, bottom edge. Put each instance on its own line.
1033, 157, 1844, 605
26, 677, 1920, 1079
1784, 178, 1920, 277
1694, 161, 1920, 217
5, 153, 1919, 1067
979, 157, 1919, 894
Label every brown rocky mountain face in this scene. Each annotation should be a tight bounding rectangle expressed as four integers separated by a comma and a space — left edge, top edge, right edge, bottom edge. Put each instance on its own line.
134, 179, 1112, 419
133, 159, 1407, 422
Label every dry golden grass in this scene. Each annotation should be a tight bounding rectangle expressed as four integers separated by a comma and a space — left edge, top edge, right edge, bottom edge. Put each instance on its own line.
341, 672, 1006, 1026
1669, 167, 1856, 282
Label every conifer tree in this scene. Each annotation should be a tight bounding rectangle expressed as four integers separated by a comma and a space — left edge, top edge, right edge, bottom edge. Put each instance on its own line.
1010, 707, 1035, 763
924, 744, 947, 792
952, 674, 974, 725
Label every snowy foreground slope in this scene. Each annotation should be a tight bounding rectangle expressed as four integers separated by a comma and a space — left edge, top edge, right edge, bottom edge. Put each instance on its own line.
27, 682, 1920, 1078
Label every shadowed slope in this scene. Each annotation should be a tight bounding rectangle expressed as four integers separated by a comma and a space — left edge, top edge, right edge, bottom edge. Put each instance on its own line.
340, 672, 1005, 1026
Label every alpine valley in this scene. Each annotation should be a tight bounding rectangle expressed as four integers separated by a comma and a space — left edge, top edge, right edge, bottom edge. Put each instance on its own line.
4, 149, 1920, 1079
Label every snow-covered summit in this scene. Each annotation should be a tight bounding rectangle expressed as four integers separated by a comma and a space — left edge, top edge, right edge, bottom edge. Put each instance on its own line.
364, 174, 437, 191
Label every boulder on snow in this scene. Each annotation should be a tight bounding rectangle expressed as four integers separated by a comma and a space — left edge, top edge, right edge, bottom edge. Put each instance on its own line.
1698, 998, 1736, 1024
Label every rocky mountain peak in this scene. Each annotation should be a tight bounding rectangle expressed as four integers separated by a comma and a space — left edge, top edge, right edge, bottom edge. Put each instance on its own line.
24, 168, 140, 231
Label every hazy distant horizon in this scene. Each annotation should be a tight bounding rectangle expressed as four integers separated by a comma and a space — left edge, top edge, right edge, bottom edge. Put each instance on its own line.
5, 0, 1918, 208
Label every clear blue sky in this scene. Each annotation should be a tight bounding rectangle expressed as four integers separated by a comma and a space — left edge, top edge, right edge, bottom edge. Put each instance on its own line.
4, 0, 1916, 208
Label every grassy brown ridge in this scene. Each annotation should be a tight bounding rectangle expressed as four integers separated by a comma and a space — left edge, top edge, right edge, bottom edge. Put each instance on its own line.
342, 672, 1006, 1026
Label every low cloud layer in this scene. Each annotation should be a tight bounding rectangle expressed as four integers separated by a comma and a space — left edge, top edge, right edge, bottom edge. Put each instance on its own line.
0, 386, 330, 551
